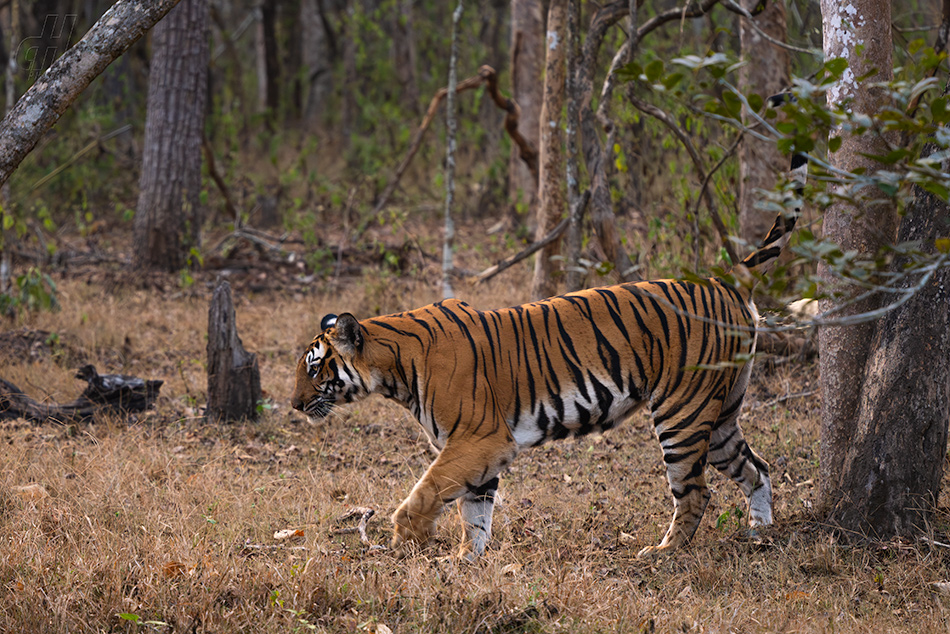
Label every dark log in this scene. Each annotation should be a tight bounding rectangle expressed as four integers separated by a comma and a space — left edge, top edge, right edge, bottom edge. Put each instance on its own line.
0, 366, 162, 424
206, 279, 261, 421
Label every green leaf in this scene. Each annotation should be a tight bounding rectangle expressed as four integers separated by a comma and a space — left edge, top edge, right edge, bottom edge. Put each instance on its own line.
118, 613, 141, 624
935, 237, 950, 253
828, 136, 842, 153
825, 57, 848, 77
645, 59, 665, 83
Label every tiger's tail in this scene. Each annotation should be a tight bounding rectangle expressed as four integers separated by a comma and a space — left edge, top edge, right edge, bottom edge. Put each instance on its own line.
734, 150, 807, 279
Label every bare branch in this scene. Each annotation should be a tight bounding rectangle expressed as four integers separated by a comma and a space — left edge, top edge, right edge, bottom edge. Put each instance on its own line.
0, 0, 185, 188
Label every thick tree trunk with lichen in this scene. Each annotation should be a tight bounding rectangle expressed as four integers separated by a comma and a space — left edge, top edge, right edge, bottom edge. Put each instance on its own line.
0, 0, 184, 189
738, 0, 790, 245
530, 0, 566, 300
817, 0, 920, 537
829, 167, 950, 536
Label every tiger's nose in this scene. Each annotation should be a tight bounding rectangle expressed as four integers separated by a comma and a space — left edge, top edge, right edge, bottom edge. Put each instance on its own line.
291, 396, 304, 411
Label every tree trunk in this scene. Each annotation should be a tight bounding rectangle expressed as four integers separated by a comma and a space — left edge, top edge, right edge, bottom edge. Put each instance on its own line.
563, 0, 584, 292
442, 1, 463, 300
577, 2, 633, 281
206, 280, 261, 422
830, 158, 950, 535
300, 0, 333, 130
508, 0, 544, 223
530, 0, 566, 300
391, 0, 419, 116
817, 0, 899, 523
132, 0, 209, 272
738, 0, 790, 246
255, 0, 279, 120
0, 0, 185, 189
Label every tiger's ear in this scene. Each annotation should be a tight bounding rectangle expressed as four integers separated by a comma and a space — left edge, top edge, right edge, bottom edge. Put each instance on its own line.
331, 313, 363, 354
321, 314, 338, 331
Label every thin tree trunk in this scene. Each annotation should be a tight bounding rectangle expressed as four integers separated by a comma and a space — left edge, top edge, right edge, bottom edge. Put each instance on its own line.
576, 2, 633, 281
817, 0, 899, 518
300, 0, 332, 130
530, 0, 566, 300
132, 0, 209, 272
255, 0, 279, 121
442, 1, 463, 300
392, 0, 419, 116
564, 0, 584, 292
0, 0, 186, 189
738, 0, 790, 245
508, 0, 543, 224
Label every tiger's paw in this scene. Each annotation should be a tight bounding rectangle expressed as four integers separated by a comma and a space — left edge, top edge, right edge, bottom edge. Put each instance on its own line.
636, 543, 676, 559
390, 505, 435, 558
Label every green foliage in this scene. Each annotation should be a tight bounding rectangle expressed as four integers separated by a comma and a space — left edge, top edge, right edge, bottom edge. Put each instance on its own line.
0, 267, 59, 317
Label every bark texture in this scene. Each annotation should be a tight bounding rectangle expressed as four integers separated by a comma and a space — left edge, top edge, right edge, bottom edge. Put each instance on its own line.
0, 0, 185, 189
817, 0, 899, 519
738, 0, 790, 245
508, 0, 544, 216
530, 0, 567, 300
133, 0, 209, 272
300, 0, 333, 129
206, 280, 261, 422
830, 174, 950, 536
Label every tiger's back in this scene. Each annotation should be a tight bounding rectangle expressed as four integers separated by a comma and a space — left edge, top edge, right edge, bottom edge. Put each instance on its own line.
364, 278, 756, 453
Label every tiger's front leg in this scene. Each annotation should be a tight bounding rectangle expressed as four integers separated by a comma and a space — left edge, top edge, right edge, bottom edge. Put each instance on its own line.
456, 477, 499, 560
390, 432, 515, 560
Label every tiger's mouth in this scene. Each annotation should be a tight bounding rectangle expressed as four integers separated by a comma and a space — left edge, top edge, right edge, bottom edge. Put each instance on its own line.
302, 397, 334, 419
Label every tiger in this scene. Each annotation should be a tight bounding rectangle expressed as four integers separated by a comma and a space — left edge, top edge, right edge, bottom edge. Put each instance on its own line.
291, 165, 804, 560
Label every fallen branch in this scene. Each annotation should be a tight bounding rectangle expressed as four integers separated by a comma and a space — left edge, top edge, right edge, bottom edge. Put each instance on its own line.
374, 65, 538, 215
474, 190, 590, 284
0, 365, 163, 424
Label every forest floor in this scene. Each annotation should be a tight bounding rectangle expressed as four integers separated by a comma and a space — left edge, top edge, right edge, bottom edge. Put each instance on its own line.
2, 216, 950, 633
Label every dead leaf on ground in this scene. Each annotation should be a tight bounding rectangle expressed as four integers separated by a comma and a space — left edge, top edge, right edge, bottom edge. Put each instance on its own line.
274, 528, 306, 541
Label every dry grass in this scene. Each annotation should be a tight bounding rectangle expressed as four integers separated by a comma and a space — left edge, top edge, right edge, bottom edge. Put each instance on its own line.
3, 218, 950, 633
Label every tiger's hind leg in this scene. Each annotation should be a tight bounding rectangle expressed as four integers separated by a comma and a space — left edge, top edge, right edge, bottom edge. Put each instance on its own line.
708, 366, 772, 529
638, 391, 722, 558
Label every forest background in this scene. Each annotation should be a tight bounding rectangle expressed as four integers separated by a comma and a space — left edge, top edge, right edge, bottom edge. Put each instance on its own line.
2, 0, 950, 632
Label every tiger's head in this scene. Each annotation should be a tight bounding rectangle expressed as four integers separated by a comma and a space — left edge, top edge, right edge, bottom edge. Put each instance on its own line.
291, 313, 370, 419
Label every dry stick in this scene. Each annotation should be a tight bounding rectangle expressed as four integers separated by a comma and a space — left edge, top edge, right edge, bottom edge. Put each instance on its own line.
374, 65, 538, 215
202, 136, 241, 224
474, 190, 590, 284
627, 92, 739, 264
336, 506, 377, 547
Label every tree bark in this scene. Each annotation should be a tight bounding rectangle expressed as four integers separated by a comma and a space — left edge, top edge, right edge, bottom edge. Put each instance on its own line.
576, 2, 633, 281
530, 0, 566, 300
563, 0, 584, 292
206, 280, 261, 422
817, 0, 899, 519
738, 0, 790, 245
508, 0, 544, 221
442, 1, 463, 300
830, 162, 950, 536
0, 0, 185, 189
133, 0, 209, 272
255, 0, 279, 120
300, 0, 333, 130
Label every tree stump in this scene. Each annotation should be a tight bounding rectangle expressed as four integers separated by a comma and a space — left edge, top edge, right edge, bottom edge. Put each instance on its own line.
206, 279, 261, 421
